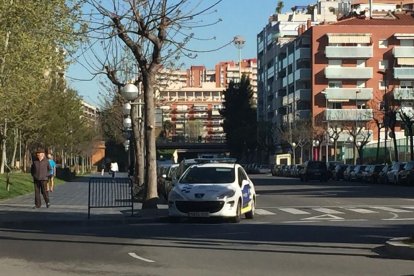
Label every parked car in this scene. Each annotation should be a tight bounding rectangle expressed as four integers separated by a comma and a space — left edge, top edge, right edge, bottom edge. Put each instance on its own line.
299, 161, 328, 182
364, 164, 385, 184
257, 164, 271, 174
343, 165, 355, 182
349, 165, 367, 182
377, 164, 391, 184
271, 164, 282, 176
397, 161, 414, 185
327, 161, 343, 180
158, 163, 180, 200
332, 164, 348, 181
168, 162, 256, 222
386, 162, 406, 185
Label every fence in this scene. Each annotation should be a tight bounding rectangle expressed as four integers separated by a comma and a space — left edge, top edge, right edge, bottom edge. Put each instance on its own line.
88, 177, 134, 219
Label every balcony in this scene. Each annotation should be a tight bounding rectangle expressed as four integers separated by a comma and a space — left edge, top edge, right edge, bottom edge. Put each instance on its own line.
394, 67, 414, 79
325, 66, 373, 79
324, 88, 373, 101
325, 46, 373, 59
393, 46, 414, 58
295, 110, 311, 120
325, 109, 373, 121
294, 68, 311, 80
394, 88, 414, 100
295, 89, 311, 101
295, 48, 310, 60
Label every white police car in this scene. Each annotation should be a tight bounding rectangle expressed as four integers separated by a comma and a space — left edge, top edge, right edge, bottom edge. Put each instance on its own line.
168, 162, 256, 222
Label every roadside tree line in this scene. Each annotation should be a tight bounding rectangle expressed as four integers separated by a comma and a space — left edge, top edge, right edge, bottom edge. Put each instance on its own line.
0, 1, 98, 174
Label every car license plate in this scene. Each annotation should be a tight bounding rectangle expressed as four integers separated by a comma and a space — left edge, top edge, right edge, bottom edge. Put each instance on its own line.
188, 212, 209, 217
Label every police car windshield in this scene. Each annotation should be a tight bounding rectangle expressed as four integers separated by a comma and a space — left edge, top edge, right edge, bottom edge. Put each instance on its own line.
180, 167, 235, 184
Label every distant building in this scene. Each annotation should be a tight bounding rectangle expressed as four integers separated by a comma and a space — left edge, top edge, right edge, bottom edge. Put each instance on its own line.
156, 60, 257, 142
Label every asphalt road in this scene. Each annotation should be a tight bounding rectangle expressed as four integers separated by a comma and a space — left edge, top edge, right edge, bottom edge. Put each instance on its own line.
0, 175, 413, 275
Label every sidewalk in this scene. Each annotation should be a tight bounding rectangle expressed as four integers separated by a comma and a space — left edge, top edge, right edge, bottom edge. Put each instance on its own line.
0, 173, 168, 226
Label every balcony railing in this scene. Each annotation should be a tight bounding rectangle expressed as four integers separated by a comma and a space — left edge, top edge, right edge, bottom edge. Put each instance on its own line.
394, 88, 414, 100
325, 46, 373, 59
325, 67, 373, 79
325, 109, 373, 121
393, 46, 414, 58
324, 88, 373, 101
394, 67, 414, 79
294, 68, 311, 80
295, 48, 310, 60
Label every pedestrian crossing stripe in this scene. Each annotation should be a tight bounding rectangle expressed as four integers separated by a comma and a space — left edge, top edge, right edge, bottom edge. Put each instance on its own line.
342, 208, 378, 214
255, 209, 276, 215
278, 208, 310, 215
254, 206, 414, 216
370, 206, 412, 213
313, 207, 344, 214
302, 214, 344, 220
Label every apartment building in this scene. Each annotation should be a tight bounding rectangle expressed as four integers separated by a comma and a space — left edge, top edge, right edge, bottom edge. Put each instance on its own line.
157, 62, 257, 142
312, 10, 414, 147
258, 0, 414, 162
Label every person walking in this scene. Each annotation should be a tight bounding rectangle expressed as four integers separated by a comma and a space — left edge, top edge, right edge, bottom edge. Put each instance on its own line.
31, 148, 51, 208
110, 161, 119, 178
47, 153, 56, 192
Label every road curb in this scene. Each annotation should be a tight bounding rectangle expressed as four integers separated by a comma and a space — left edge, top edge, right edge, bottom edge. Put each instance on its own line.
385, 237, 414, 260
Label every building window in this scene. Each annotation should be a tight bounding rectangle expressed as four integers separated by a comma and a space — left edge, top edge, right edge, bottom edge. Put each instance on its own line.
328, 81, 342, 88
332, 102, 342, 109
379, 39, 388, 48
379, 81, 385, 90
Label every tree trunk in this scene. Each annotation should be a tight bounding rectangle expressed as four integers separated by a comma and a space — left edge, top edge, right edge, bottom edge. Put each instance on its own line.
11, 128, 17, 168
390, 126, 398, 162
0, 119, 7, 174
142, 73, 158, 209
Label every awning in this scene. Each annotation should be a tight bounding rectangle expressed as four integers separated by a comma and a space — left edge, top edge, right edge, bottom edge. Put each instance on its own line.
327, 33, 371, 44
398, 58, 414, 65
394, 33, 414, 40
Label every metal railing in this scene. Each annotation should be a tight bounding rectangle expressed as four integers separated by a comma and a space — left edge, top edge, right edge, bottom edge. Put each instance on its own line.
88, 177, 134, 219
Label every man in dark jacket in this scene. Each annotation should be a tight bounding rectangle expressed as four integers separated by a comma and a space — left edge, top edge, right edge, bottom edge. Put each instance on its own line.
31, 148, 51, 208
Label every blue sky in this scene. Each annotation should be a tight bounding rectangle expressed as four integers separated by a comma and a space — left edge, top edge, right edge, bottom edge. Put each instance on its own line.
67, 0, 313, 107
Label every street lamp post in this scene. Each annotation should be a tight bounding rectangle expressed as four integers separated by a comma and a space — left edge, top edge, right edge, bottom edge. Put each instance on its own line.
233, 35, 245, 81
121, 83, 145, 189
292, 142, 296, 165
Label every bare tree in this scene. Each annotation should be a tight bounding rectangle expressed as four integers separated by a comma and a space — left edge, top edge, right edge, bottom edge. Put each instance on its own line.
81, 0, 224, 208
398, 107, 414, 161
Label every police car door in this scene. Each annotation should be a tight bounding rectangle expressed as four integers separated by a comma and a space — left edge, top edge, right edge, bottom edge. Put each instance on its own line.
238, 167, 252, 209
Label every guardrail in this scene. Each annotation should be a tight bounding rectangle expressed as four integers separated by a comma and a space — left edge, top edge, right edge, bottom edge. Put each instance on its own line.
88, 177, 134, 219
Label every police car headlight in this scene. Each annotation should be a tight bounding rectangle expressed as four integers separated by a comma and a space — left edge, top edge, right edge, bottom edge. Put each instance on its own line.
168, 190, 184, 201
217, 189, 236, 199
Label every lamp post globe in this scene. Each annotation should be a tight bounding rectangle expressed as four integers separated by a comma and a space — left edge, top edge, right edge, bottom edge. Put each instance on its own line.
122, 103, 131, 116
121, 83, 139, 101
123, 117, 132, 129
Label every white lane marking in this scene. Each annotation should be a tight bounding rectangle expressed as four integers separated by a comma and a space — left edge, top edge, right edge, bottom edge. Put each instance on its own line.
401, 206, 414, 210
382, 218, 414, 221
278, 208, 310, 215
313, 207, 345, 214
371, 206, 411, 213
255, 209, 276, 215
128, 252, 155, 263
343, 208, 378, 214
302, 214, 344, 220
284, 219, 366, 224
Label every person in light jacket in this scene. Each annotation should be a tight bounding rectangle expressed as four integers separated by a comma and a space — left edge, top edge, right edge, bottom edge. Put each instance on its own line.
31, 148, 51, 208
